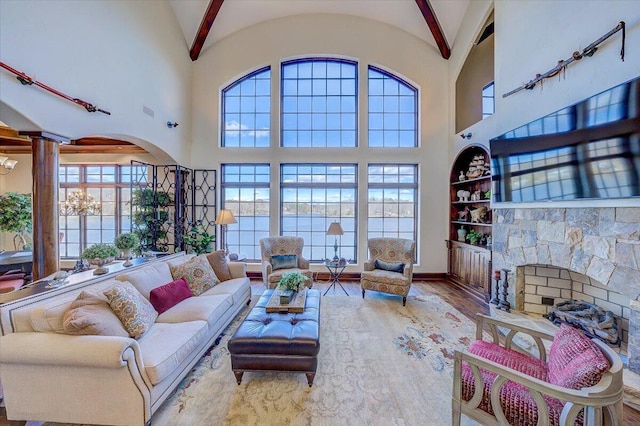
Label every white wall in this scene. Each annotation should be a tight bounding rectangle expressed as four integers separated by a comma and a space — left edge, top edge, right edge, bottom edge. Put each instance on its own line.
0, 0, 192, 165
192, 14, 451, 273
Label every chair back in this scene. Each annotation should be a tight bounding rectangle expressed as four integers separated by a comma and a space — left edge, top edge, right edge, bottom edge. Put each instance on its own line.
367, 238, 415, 264
260, 236, 305, 265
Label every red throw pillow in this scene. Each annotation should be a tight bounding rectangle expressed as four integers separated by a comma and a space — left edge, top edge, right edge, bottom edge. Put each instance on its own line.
149, 278, 193, 315
548, 323, 610, 389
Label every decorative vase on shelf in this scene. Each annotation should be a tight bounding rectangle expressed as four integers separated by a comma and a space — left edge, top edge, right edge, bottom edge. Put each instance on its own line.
459, 171, 466, 181
457, 227, 468, 242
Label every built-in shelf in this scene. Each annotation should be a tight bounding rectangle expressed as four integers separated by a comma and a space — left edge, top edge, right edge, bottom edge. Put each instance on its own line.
452, 200, 491, 204
451, 175, 491, 186
451, 221, 492, 227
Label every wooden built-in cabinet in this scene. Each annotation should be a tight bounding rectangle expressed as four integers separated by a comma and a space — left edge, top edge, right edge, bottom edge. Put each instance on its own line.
447, 145, 492, 300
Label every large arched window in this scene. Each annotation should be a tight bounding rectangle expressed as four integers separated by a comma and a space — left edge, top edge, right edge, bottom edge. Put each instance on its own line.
281, 59, 357, 147
221, 67, 271, 147
368, 66, 417, 147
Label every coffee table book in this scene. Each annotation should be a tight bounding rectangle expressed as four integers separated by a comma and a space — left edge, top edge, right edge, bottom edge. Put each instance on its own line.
266, 288, 308, 313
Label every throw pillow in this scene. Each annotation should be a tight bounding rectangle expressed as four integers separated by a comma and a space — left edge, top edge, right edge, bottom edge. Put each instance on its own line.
206, 250, 232, 281
169, 254, 220, 296
149, 278, 193, 315
63, 290, 129, 337
271, 254, 298, 270
104, 281, 158, 339
375, 259, 405, 273
548, 323, 610, 389
115, 262, 173, 300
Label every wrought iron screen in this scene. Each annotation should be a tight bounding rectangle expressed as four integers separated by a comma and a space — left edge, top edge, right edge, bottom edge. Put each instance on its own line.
130, 161, 217, 254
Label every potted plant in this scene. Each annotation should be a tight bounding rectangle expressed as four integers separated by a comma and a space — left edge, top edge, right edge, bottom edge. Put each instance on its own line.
114, 232, 140, 265
0, 192, 32, 250
81, 243, 119, 275
278, 271, 309, 304
467, 230, 483, 246
183, 221, 214, 255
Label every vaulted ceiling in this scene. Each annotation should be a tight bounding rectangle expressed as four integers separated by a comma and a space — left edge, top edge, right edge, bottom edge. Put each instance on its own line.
169, 0, 470, 61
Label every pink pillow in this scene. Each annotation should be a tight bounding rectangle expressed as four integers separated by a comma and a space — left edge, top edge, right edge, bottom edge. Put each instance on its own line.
149, 278, 193, 315
548, 323, 610, 389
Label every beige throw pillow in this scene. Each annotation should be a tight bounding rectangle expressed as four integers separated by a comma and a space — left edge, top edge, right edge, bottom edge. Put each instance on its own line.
169, 254, 220, 296
63, 291, 129, 337
206, 250, 232, 282
104, 281, 158, 339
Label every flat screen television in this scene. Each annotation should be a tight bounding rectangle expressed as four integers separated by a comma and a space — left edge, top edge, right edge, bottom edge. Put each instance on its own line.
490, 76, 640, 203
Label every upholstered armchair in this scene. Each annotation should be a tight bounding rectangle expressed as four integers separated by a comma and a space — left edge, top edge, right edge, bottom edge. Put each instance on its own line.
360, 237, 415, 306
259, 236, 313, 289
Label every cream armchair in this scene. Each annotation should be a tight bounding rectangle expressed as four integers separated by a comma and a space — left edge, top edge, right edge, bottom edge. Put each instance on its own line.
259, 236, 313, 289
360, 237, 415, 306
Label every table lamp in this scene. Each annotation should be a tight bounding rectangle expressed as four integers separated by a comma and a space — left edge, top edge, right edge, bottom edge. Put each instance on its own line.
215, 209, 237, 255
326, 222, 344, 262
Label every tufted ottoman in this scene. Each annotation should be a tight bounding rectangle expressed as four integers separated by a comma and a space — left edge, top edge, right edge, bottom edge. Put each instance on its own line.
227, 288, 320, 386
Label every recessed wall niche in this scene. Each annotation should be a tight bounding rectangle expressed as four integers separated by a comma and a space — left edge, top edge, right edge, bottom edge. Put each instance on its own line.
455, 12, 495, 133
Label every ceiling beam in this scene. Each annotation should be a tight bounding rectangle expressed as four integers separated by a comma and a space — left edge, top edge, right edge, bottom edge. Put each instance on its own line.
190, 0, 224, 61
415, 0, 451, 59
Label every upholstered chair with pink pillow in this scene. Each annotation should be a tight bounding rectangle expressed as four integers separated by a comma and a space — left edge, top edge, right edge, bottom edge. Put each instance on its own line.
360, 237, 415, 306
452, 315, 624, 426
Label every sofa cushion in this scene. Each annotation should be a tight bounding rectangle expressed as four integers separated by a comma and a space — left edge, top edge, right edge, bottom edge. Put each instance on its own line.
30, 302, 71, 333
206, 250, 232, 282
271, 254, 298, 270
138, 321, 209, 385
200, 277, 251, 305
149, 278, 193, 315
166, 253, 196, 268
156, 294, 232, 329
104, 281, 158, 339
548, 323, 610, 389
62, 290, 129, 337
374, 259, 405, 273
115, 262, 173, 300
169, 255, 220, 296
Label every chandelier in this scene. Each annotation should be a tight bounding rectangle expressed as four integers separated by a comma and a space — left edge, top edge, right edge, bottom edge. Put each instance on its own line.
59, 190, 101, 216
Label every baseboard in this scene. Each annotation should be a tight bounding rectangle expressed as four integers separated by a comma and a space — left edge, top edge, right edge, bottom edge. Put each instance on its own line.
247, 271, 447, 282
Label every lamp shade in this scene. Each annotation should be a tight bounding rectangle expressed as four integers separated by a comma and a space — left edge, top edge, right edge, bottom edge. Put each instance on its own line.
326, 222, 344, 236
215, 209, 237, 225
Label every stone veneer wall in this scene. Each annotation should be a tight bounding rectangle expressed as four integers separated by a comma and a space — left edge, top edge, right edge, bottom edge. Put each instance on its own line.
492, 207, 640, 307
522, 265, 630, 343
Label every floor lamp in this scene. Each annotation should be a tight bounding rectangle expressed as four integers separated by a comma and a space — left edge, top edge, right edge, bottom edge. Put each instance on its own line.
326, 222, 344, 262
215, 209, 237, 255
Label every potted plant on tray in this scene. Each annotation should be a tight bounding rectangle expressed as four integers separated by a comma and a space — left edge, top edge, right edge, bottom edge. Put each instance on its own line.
81, 243, 119, 275
278, 271, 309, 304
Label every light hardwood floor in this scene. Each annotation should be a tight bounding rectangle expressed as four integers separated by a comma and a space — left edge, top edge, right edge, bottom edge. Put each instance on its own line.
2, 279, 639, 425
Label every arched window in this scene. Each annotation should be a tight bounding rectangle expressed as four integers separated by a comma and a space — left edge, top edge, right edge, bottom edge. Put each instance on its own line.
221, 67, 271, 147
368, 67, 417, 147
281, 59, 357, 147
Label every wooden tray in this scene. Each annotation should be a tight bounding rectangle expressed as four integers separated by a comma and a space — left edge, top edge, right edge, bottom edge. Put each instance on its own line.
266, 288, 308, 313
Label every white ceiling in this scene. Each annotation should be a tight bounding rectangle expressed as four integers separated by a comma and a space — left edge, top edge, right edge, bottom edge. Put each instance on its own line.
169, 0, 470, 57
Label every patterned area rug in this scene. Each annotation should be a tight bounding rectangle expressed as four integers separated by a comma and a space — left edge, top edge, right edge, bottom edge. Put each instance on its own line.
150, 293, 481, 425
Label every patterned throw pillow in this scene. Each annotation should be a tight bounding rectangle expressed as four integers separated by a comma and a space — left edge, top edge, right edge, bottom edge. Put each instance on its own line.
548, 323, 610, 389
206, 250, 232, 281
271, 254, 298, 270
104, 282, 158, 339
63, 290, 129, 337
169, 254, 220, 296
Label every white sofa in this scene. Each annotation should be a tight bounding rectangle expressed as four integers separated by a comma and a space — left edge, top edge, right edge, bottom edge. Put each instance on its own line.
0, 252, 251, 426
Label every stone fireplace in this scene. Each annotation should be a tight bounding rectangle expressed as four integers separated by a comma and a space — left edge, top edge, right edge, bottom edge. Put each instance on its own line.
492, 207, 640, 373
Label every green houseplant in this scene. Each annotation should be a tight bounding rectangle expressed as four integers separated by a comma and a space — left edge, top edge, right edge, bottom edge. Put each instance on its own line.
0, 192, 32, 250
183, 222, 214, 255
114, 232, 140, 263
467, 230, 483, 246
81, 243, 119, 275
130, 188, 173, 252
278, 271, 309, 292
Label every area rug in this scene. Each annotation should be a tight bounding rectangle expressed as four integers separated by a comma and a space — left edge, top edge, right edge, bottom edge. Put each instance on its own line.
150, 293, 481, 426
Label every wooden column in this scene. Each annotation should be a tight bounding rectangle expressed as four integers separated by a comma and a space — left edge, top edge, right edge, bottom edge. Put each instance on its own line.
20, 131, 69, 281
